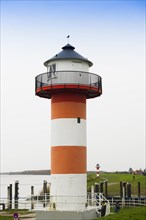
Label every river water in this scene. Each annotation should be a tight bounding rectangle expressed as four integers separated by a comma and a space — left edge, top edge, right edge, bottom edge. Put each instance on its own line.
0, 174, 51, 199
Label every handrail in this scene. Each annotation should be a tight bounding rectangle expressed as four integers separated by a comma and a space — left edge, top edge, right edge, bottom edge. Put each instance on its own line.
1, 194, 146, 211
35, 70, 101, 79
35, 71, 102, 89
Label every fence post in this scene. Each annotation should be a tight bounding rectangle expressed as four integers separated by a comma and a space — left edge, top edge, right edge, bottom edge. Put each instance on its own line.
91, 185, 94, 206
7, 186, 10, 209
10, 184, 12, 209
122, 182, 127, 208
120, 181, 123, 198
43, 180, 47, 207
100, 182, 103, 194
105, 181, 108, 198
123, 182, 126, 199
14, 181, 19, 209
138, 182, 141, 199
111, 197, 114, 209
31, 186, 34, 210
95, 183, 100, 193
127, 183, 131, 199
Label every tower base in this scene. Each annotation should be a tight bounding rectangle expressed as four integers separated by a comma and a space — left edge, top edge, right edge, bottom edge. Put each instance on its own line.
36, 208, 97, 220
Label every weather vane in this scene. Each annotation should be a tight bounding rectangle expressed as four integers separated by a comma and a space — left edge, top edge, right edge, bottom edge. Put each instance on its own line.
67, 35, 70, 44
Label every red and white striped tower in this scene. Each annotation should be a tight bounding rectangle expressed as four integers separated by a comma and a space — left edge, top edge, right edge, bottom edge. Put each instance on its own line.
96, 163, 100, 178
35, 44, 102, 211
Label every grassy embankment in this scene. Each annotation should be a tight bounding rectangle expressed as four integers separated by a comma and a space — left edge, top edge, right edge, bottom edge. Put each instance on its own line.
40, 172, 146, 196
96, 206, 146, 220
87, 172, 146, 196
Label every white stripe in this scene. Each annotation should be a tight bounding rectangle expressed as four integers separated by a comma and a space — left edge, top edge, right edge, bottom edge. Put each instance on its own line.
51, 118, 86, 146
50, 174, 87, 210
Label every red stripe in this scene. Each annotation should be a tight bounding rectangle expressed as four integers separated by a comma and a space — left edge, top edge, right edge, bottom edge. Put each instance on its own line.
51, 146, 86, 174
51, 93, 86, 119
51, 93, 86, 103
36, 84, 102, 98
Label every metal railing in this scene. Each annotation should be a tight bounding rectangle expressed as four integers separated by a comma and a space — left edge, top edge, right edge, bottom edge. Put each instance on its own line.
1, 193, 145, 211
108, 197, 146, 208
0, 193, 107, 211
35, 71, 102, 91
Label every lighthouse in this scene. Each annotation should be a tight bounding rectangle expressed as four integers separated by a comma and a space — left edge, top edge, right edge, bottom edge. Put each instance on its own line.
96, 163, 100, 178
35, 43, 102, 214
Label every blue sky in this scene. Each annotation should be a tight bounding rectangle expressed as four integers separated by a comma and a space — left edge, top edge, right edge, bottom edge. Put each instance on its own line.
1, 0, 145, 172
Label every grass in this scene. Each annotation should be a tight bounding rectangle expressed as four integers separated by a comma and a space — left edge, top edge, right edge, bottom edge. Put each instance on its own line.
0, 217, 12, 220
87, 173, 146, 196
97, 207, 146, 220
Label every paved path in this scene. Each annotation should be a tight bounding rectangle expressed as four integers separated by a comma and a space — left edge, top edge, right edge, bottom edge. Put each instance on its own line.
19, 213, 36, 219
19, 217, 35, 220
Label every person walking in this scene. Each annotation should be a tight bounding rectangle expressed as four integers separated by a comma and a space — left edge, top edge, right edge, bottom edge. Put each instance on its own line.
101, 201, 106, 217
114, 201, 120, 213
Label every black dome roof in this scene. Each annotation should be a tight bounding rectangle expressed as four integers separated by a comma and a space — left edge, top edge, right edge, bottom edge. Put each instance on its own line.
44, 44, 93, 67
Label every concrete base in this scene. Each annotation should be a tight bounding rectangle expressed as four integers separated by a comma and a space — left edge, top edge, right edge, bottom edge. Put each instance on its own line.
36, 208, 97, 220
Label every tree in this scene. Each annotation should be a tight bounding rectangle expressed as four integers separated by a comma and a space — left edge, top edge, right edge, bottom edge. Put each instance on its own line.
129, 168, 133, 174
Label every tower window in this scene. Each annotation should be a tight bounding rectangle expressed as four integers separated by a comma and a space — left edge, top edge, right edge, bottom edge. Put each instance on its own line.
47, 64, 56, 80
77, 117, 81, 123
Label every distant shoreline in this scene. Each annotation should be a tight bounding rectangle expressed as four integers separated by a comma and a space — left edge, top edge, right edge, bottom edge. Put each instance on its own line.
0, 170, 51, 175
0, 170, 130, 175
0, 170, 97, 175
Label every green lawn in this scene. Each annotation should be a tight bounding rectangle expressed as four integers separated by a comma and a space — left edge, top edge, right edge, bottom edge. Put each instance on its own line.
0, 217, 12, 220
87, 173, 146, 196
97, 207, 146, 220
